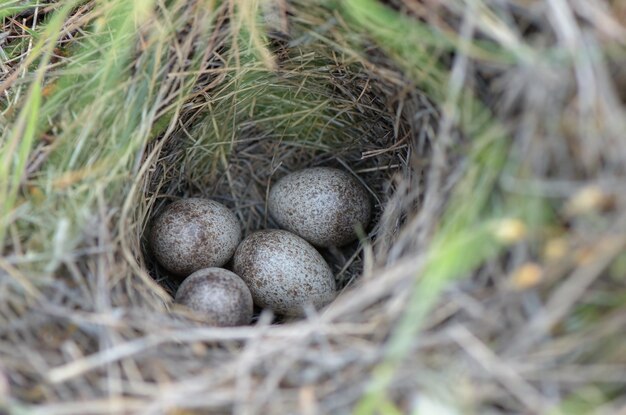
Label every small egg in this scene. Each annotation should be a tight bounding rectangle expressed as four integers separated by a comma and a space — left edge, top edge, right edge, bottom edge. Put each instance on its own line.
268, 167, 371, 247
174, 267, 253, 326
150, 198, 241, 276
233, 229, 336, 316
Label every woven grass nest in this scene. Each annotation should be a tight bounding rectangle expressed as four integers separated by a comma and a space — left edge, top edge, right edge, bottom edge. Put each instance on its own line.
143, 37, 430, 299
2, 0, 626, 414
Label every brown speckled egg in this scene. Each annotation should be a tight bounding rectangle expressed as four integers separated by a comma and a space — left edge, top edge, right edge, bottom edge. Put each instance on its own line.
268, 167, 371, 247
233, 230, 336, 317
174, 267, 253, 326
150, 198, 241, 276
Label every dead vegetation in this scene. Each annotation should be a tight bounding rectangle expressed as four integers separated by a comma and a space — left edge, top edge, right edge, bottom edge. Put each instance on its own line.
1, 0, 626, 414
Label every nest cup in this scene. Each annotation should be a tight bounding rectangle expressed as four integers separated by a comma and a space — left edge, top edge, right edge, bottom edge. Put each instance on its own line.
139, 18, 437, 310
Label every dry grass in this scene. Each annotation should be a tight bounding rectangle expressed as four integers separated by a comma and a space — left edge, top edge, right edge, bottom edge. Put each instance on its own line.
1, 0, 626, 414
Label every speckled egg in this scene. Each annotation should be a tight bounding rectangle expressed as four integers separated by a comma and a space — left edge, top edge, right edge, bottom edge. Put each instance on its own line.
233, 230, 336, 316
174, 267, 253, 326
150, 198, 241, 276
268, 167, 371, 247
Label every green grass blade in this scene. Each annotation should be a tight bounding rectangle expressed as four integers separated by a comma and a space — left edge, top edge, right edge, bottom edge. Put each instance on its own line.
0, 1, 79, 250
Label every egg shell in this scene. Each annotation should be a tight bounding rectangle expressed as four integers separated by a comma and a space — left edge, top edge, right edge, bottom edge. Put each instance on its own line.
150, 198, 241, 276
233, 229, 336, 317
268, 167, 371, 247
174, 267, 253, 326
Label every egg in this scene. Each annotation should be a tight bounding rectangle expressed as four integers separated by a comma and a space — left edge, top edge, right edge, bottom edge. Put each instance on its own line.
174, 267, 253, 326
150, 198, 241, 276
233, 229, 336, 316
268, 167, 371, 247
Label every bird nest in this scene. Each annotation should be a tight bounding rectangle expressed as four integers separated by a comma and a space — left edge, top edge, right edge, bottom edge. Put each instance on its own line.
141, 40, 435, 298
123, 3, 449, 409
